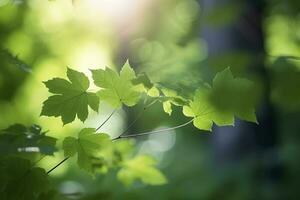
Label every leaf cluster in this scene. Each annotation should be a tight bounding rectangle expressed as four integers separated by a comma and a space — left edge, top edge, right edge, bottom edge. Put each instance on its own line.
63, 128, 166, 185
41, 61, 258, 131
0, 124, 57, 200
0, 60, 259, 199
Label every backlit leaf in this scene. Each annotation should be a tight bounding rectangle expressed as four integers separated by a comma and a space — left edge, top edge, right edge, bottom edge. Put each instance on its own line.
62, 128, 111, 174
183, 68, 257, 131
91, 61, 140, 108
41, 68, 99, 125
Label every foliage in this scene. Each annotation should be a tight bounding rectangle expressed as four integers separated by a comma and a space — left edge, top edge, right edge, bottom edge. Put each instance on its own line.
0, 58, 258, 199
1, 0, 300, 199
0, 156, 50, 200
0, 124, 57, 156
41, 68, 99, 125
91, 60, 140, 108
63, 128, 112, 173
183, 68, 257, 131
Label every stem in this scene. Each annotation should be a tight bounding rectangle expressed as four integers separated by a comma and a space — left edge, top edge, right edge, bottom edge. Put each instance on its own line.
121, 99, 158, 135
113, 119, 193, 141
47, 156, 70, 174
47, 99, 158, 174
96, 109, 117, 131
47, 119, 192, 174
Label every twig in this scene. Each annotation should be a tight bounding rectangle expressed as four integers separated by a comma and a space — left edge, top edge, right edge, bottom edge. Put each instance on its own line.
112, 119, 194, 141
47, 99, 158, 174
96, 109, 117, 131
121, 99, 158, 135
47, 156, 70, 174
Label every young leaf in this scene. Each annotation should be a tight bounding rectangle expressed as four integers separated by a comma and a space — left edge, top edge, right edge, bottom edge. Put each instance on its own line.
182, 86, 224, 131
117, 155, 167, 186
132, 73, 161, 97
159, 87, 188, 115
41, 68, 99, 125
62, 128, 111, 174
183, 68, 257, 131
132, 73, 153, 90
147, 86, 160, 97
91, 61, 140, 108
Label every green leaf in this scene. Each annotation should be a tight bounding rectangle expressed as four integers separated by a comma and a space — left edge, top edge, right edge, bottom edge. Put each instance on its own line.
0, 124, 57, 156
163, 101, 172, 115
159, 87, 188, 115
210, 68, 258, 122
131, 72, 162, 100
182, 86, 218, 131
183, 68, 257, 131
120, 59, 136, 80
91, 61, 140, 108
41, 68, 99, 125
132, 73, 154, 90
0, 156, 50, 200
117, 155, 167, 186
147, 86, 160, 97
62, 128, 111, 174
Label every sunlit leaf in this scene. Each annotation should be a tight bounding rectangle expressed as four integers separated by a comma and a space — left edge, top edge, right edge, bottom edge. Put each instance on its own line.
41, 68, 99, 125
91, 61, 140, 108
183, 68, 257, 131
63, 128, 111, 174
159, 87, 188, 115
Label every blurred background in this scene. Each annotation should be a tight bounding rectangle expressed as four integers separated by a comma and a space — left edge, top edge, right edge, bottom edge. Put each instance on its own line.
0, 0, 300, 199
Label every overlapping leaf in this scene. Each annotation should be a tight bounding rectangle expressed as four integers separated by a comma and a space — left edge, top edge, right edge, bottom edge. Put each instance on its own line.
0, 156, 50, 200
41, 68, 99, 125
183, 68, 257, 131
159, 87, 188, 115
132, 73, 160, 97
0, 124, 57, 156
63, 128, 111, 174
91, 61, 140, 108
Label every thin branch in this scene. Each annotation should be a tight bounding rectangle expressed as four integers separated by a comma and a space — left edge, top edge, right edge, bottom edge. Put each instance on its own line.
47, 107, 214, 174
47, 156, 70, 174
46, 99, 159, 174
96, 109, 117, 131
113, 119, 194, 141
121, 99, 159, 135
46, 118, 192, 174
